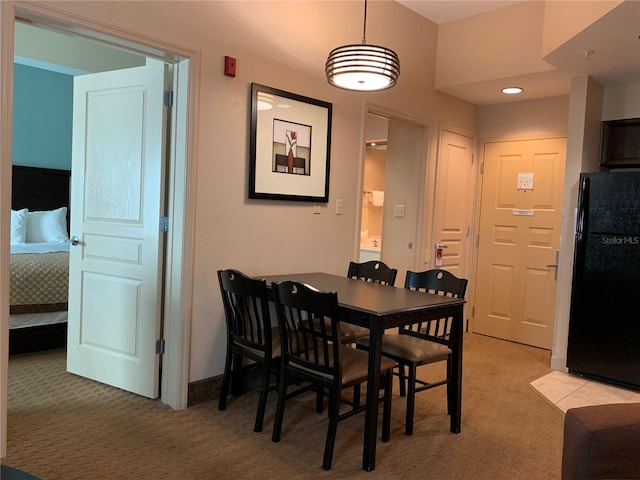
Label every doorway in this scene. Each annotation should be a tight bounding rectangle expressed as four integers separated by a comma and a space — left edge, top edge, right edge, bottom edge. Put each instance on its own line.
360, 111, 426, 277
1, 1, 197, 457
360, 114, 387, 263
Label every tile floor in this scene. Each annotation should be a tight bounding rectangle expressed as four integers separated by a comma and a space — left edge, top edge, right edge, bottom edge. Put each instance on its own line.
530, 370, 640, 413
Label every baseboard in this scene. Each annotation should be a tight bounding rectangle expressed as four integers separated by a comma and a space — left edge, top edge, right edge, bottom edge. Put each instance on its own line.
550, 355, 568, 372
187, 376, 222, 407
187, 366, 262, 407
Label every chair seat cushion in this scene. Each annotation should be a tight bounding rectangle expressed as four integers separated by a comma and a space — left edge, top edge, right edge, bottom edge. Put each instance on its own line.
340, 346, 397, 386
356, 333, 451, 364
269, 326, 282, 358
340, 324, 370, 343
304, 317, 369, 344
233, 325, 281, 359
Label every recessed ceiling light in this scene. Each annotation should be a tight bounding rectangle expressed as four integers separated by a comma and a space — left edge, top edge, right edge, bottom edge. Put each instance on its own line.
502, 87, 523, 95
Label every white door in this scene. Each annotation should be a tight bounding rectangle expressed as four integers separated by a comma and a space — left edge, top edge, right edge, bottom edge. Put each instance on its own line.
431, 130, 475, 279
473, 138, 566, 349
67, 60, 168, 398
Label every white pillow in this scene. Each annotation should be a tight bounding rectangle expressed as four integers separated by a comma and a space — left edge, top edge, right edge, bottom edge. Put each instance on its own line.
10, 208, 28, 244
25, 207, 69, 243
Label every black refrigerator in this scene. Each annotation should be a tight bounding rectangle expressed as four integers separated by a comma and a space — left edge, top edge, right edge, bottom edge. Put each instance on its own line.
567, 171, 640, 389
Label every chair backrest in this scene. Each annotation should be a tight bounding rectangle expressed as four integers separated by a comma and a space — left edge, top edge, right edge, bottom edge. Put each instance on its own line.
404, 269, 468, 298
347, 260, 398, 286
217, 269, 272, 360
272, 281, 341, 386
402, 269, 468, 343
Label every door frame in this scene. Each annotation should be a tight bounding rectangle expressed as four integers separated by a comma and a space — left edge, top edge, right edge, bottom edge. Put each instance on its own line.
0, 0, 199, 457
470, 133, 567, 338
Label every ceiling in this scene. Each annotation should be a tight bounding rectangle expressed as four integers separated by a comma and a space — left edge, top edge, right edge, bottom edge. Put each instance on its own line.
397, 0, 640, 105
397, 0, 526, 24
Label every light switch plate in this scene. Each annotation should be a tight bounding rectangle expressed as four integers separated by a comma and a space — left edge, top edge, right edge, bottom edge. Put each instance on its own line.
336, 198, 343, 215
394, 205, 405, 218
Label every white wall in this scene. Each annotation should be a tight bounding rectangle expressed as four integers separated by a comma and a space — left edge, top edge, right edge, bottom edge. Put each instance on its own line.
19, 1, 476, 383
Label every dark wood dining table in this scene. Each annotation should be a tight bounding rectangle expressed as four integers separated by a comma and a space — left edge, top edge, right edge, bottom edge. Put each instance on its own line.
260, 272, 466, 472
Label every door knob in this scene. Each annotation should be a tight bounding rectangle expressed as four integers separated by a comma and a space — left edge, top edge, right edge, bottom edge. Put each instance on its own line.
70, 235, 80, 246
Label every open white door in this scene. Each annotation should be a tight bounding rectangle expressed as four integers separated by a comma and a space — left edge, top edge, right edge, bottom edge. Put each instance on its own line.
67, 60, 168, 398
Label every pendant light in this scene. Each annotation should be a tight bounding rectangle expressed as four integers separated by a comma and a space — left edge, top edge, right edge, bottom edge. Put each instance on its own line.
325, 0, 400, 92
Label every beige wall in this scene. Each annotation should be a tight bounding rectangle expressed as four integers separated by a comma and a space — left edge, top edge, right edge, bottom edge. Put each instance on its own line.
436, 2, 553, 89
18, 1, 476, 382
602, 80, 640, 120
478, 95, 570, 140
541, 0, 621, 56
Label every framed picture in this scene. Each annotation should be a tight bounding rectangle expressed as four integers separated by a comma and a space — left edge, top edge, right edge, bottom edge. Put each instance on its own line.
249, 83, 332, 202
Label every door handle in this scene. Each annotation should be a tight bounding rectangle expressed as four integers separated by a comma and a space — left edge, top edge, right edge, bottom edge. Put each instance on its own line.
546, 250, 560, 281
69, 235, 81, 246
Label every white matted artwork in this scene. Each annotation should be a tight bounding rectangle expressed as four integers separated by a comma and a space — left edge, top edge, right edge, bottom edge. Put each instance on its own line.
249, 83, 332, 202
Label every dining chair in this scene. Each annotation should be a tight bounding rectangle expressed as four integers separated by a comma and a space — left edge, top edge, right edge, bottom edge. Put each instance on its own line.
356, 268, 468, 436
341, 260, 398, 344
347, 260, 398, 286
217, 269, 279, 433
271, 280, 397, 470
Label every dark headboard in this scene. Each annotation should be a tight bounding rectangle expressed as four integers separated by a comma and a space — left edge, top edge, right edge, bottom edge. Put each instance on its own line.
12, 165, 71, 230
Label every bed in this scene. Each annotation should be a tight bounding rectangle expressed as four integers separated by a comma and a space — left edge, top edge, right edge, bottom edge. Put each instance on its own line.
10, 166, 71, 354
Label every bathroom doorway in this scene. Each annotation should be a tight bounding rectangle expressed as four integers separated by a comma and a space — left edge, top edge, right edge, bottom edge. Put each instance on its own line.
360, 114, 388, 262
360, 112, 425, 276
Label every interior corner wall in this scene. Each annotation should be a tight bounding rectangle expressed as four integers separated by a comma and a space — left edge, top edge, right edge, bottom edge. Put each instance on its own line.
13, 64, 72, 169
436, 1, 550, 89
541, 0, 622, 57
551, 75, 604, 372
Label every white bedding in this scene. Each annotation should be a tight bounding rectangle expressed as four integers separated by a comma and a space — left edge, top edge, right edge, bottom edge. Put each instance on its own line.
10, 241, 70, 254
10, 310, 68, 330
10, 241, 70, 330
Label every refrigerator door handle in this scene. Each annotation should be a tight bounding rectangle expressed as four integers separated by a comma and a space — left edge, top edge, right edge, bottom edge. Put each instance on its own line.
576, 176, 590, 235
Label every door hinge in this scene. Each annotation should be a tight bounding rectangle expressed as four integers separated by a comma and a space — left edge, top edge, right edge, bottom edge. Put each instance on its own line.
466, 225, 471, 237
471, 306, 475, 317
164, 90, 174, 107
160, 216, 170, 232
480, 162, 484, 174
471, 153, 475, 165
476, 234, 480, 247
156, 339, 166, 355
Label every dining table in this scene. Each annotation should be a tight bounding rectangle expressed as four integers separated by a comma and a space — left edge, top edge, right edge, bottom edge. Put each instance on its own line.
259, 272, 466, 472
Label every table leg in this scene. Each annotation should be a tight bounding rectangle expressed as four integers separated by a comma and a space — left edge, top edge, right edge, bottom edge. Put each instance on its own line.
449, 305, 463, 433
362, 316, 382, 472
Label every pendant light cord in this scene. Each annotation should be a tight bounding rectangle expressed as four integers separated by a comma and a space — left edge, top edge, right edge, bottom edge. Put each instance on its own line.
362, 0, 368, 44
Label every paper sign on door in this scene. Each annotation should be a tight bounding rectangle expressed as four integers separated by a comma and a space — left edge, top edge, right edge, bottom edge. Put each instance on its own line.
435, 243, 445, 267
517, 172, 534, 190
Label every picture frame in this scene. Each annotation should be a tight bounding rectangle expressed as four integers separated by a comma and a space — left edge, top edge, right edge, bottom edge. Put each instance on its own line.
249, 83, 332, 202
